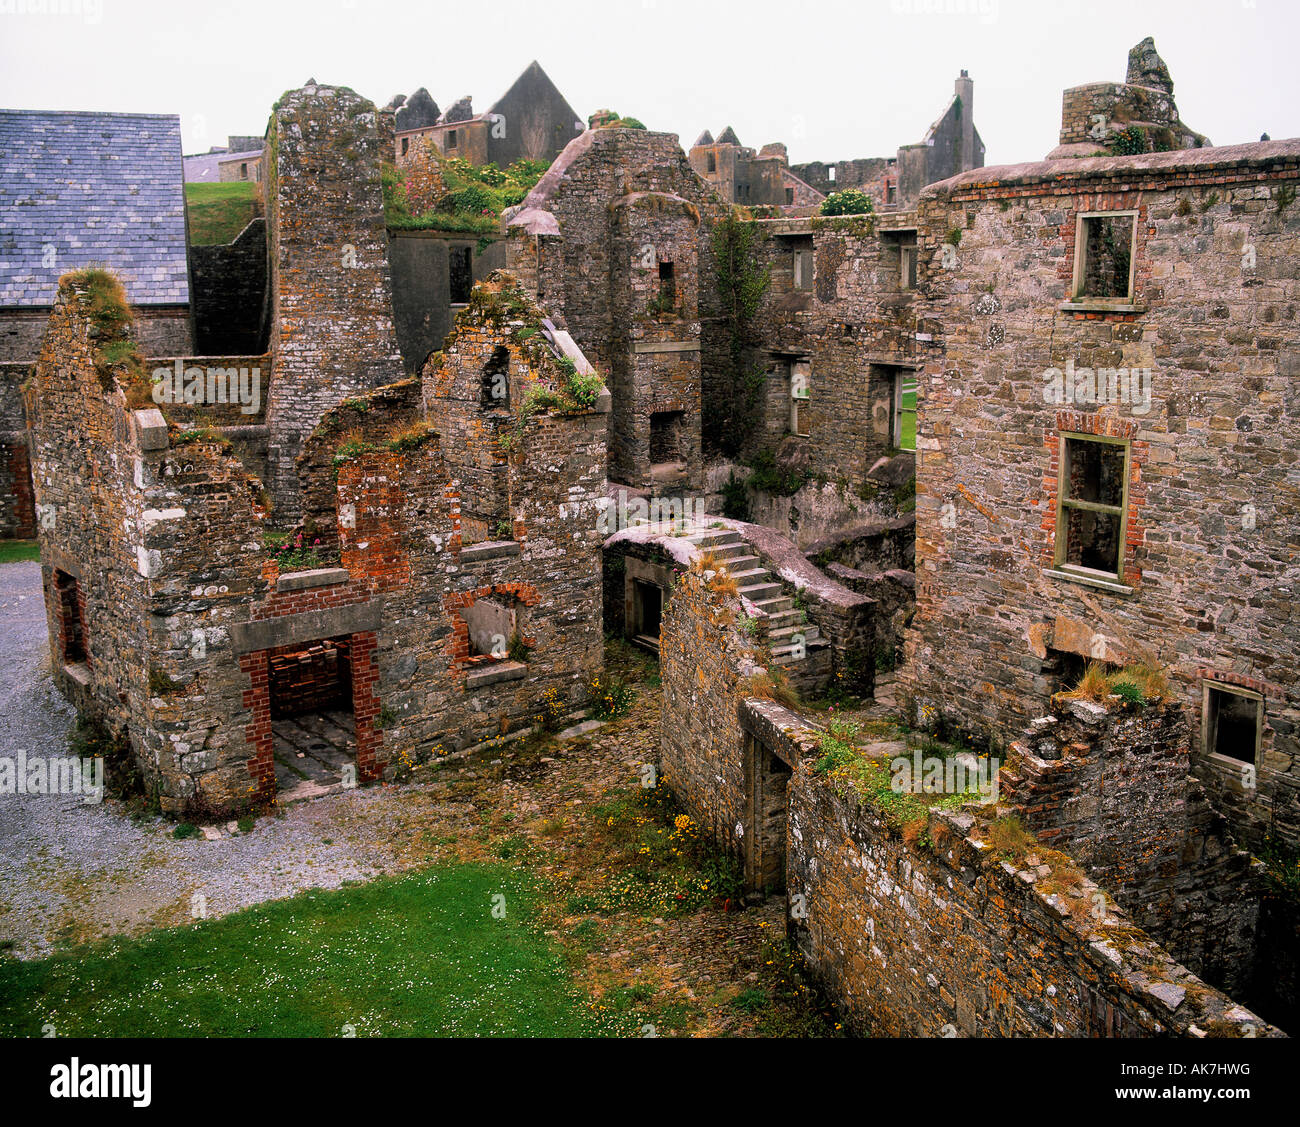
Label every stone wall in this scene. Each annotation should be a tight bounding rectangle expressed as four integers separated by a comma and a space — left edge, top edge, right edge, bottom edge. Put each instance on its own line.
504, 128, 726, 491
189, 218, 269, 355
31, 271, 607, 818
388, 231, 507, 372
787, 760, 1280, 1037
1000, 695, 1265, 1001
733, 212, 932, 492
263, 82, 404, 520
0, 306, 192, 363
903, 140, 1300, 850
0, 363, 35, 538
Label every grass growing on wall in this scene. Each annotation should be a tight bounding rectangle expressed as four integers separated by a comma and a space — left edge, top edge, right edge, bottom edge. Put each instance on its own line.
185, 182, 262, 245
382, 155, 549, 233
0, 865, 597, 1037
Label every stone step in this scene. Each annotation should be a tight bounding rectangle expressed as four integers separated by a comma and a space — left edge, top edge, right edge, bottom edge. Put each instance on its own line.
687, 530, 742, 547
739, 582, 781, 600
752, 596, 793, 614
769, 623, 820, 643
711, 545, 755, 563
632, 633, 660, 654
726, 567, 770, 584
772, 637, 831, 663
764, 609, 807, 629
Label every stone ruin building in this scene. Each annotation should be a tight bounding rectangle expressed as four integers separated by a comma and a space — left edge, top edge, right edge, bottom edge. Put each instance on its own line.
5, 38, 1298, 1037
790, 70, 985, 211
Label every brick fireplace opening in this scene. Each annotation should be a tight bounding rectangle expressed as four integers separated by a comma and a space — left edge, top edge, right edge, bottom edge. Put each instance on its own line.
267, 636, 357, 799
242, 629, 382, 805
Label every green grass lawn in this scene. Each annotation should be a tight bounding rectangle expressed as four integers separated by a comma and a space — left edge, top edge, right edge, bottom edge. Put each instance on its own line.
185, 182, 261, 245
0, 864, 600, 1037
898, 383, 917, 451
0, 539, 39, 564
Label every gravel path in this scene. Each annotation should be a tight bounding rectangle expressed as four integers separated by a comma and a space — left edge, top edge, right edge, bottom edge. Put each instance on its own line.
0, 561, 481, 958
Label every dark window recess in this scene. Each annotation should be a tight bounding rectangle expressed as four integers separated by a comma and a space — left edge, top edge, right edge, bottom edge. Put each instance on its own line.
657, 261, 676, 306
785, 187, 794, 205
54, 569, 86, 663
449, 246, 473, 304
1061, 438, 1126, 574
447, 129, 458, 149
1080, 215, 1133, 299
649, 411, 684, 465
481, 345, 510, 408
634, 580, 662, 639
706, 152, 716, 173
1206, 687, 1260, 764
401, 137, 409, 156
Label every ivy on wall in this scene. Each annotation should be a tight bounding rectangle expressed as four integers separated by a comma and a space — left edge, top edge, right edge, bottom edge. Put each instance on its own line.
708, 211, 770, 457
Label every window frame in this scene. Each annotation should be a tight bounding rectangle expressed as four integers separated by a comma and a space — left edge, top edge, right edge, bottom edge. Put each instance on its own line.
1069, 209, 1139, 307
1202, 681, 1264, 767
1052, 431, 1131, 585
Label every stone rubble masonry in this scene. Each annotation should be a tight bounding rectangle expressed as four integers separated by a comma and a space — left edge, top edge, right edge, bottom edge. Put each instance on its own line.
739, 211, 936, 491
30, 270, 607, 818
188, 217, 270, 355
787, 760, 1281, 1037
659, 559, 1278, 1035
1, 362, 36, 537
658, 564, 768, 860
1001, 696, 1264, 999
902, 139, 1300, 851
505, 128, 728, 491
264, 82, 404, 521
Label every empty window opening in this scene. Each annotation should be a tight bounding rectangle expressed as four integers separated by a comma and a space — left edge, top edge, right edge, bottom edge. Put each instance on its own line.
268, 636, 357, 798
401, 137, 409, 156
790, 360, 810, 436
649, 410, 685, 466
744, 734, 793, 894
886, 182, 897, 205
706, 151, 716, 173
827, 165, 836, 182
53, 569, 86, 664
785, 187, 794, 205
1204, 683, 1263, 765
792, 243, 814, 291
449, 245, 473, 304
1055, 434, 1129, 580
893, 369, 917, 451
465, 597, 522, 661
657, 260, 676, 308
447, 129, 458, 149
481, 345, 510, 408
1074, 212, 1137, 301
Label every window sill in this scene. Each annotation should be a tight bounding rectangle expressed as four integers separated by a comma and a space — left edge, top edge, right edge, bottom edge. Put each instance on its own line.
1043, 567, 1133, 596
62, 661, 92, 687
464, 660, 528, 690
1058, 300, 1146, 315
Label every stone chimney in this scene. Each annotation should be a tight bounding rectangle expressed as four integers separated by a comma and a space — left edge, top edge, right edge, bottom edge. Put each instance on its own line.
955, 69, 975, 172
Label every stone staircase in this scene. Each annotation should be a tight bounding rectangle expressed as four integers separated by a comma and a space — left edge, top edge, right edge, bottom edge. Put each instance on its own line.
684, 526, 832, 686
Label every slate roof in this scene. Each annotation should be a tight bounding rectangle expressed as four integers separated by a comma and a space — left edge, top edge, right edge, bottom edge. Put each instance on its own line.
0, 109, 190, 306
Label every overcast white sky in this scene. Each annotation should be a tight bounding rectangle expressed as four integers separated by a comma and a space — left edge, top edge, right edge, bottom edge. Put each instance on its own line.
0, 0, 1294, 167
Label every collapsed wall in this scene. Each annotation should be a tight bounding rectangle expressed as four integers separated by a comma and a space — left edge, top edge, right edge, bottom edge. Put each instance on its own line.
1001, 695, 1265, 1001
658, 567, 1282, 1036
